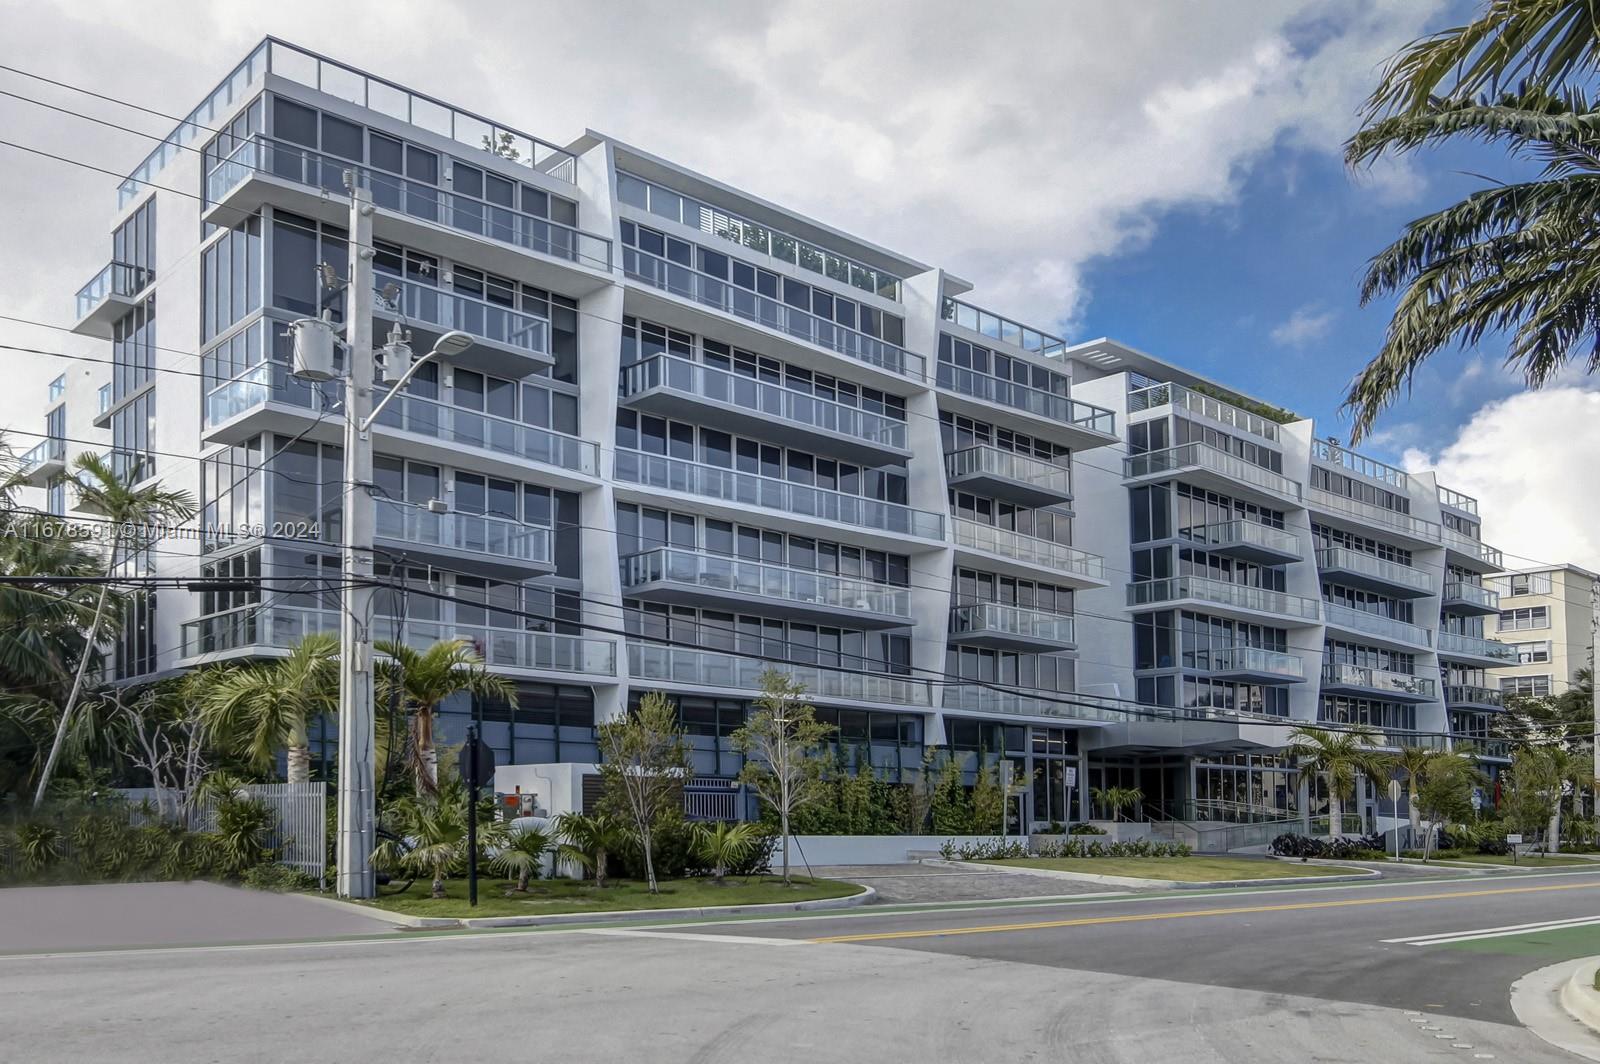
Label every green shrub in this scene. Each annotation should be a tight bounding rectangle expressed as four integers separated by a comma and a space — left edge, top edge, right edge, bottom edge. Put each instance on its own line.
16, 822, 63, 874
242, 863, 316, 893
210, 794, 276, 877
1068, 823, 1108, 836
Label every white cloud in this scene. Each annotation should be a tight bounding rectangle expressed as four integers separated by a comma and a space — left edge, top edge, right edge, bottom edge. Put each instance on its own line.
1402, 387, 1600, 572
1271, 305, 1336, 347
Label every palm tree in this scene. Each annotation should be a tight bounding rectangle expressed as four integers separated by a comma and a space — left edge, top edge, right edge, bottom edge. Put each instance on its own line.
32, 454, 194, 808
1342, 1, 1600, 440
489, 825, 552, 893
554, 811, 630, 888
0, 517, 103, 695
1288, 726, 1391, 837
1392, 745, 1438, 847
1090, 786, 1144, 823
198, 634, 338, 784
375, 638, 514, 796
1539, 745, 1594, 853
694, 821, 761, 885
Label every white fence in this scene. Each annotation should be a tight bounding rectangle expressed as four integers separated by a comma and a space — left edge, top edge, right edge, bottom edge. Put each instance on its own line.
118, 783, 327, 882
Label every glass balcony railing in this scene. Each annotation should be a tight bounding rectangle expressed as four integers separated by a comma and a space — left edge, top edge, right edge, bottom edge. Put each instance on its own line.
939, 298, 1066, 357
613, 449, 945, 540
1322, 662, 1436, 700
1438, 486, 1479, 515
949, 602, 1077, 645
1181, 519, 1300, 558
375, 276, 550, 357
204, 360, 598, 475
1445, 684, 1504, 708
181, 604, 614, 674
1442, 580, 1500, 611
1311, 438, 1409, 489
75, 261, 152, 320
1307, 488, 1441, 539
1442, 530, 1504, 568
940, 683, 1120, 723
1127, 382, 1282, 442
622, 246, 922, 380
375, 499, 550, 566
1191, 645, 1305, 681
21, 437, 65, 472
1124, 443, 1302, 503
1315, 547, 1433, 595
1438, 630, 1518, 663
626, 642, 931, 707
619, 547, 910, 619
936, 364, 1116, 435
97, 384, 112, 417
945, 446, 1072, 497
208, 136, 609, 270
952, 518, 1105, 581
1322, 603, 1432, 647
1127, 576, 1322, 621
619, 354, 907, 451
1458, 737, 1512, 760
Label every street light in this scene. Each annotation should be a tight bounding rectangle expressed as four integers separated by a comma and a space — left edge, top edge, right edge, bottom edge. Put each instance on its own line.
288, 176, 474, 899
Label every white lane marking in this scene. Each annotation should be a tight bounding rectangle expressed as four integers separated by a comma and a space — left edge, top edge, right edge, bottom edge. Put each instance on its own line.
578, 929, 802, 946
1384, 914, 1600, 946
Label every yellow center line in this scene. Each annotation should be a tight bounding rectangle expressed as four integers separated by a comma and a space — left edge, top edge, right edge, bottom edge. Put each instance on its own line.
810, 881, 1600, 944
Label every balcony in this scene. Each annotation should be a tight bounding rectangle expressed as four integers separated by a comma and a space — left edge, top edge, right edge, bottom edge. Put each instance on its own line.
373, 276, 553, 380
1321, 603, 1432, 650
1315, 547, 1432, 598
947, 602, 1077, 653
619, 547, 910, 629
1437, 630, 1518, 667
1190, 646, 1306, 684
940, 299, 1066, 358
92, 383, 113, 429
1311, 439, 1409, 490
1127, 382, 1283, 443
179, 604, 615, 678
206, 136, 612, 296
940, 683, 1121, 724
952, 518, 1106, 588
72, 261, 151, 338
1441, 580, 1500, 617
1124, 443, 1302, 508
1445, 684, 1504, 710
1307, 488, 1441, 546
619, 353, 910, 466
374, 499, 553, 579
1438, 486, 1479, 516
1321, 662, 1436, 702
935, 364, 1118, 450
1127, 576, 1321, 624
1457, 737, 1512, 761
944, 446, 1073, 508
1442, 530, 1505, 574
1180, 520, 1301, 565
18, 438, 66, 487
621, 245, 923, 384
612, 449, 945, 548
626, 642, 931, 709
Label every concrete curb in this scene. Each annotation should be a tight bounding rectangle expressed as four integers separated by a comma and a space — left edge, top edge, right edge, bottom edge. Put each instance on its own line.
945, 859, 1376, 891
1563, 963, 1600, 1033
1510, 956, 1600, 1062
298, 884, 877, 930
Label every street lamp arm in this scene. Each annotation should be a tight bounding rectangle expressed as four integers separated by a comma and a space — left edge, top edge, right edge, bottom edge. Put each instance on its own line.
360, 350, 441, 432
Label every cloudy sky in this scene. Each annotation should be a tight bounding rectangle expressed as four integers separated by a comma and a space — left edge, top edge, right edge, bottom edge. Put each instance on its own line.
0, 0, 1595, 571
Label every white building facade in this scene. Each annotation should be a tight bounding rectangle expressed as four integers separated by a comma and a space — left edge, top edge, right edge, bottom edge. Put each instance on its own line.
15, 38, 1519, 831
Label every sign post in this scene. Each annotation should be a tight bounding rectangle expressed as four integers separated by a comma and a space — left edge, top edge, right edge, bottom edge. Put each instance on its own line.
1507, 833, 1523, 866
458, 727, 496, 908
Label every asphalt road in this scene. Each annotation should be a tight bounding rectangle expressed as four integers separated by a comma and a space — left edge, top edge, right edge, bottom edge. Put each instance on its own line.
7, 868, 1600, 1062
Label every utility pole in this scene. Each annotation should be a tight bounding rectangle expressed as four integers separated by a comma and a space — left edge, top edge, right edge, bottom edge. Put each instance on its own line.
336, 178, 378, 899
1592, 577, 1598, 787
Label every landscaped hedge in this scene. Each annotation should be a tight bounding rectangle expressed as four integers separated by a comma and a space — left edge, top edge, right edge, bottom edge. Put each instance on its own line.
1268, 833, 1387, 860
942, 837, 1192, 861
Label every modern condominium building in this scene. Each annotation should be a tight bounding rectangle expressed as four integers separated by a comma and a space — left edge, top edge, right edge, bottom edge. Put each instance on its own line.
17, 37, 1519, 832
1489, 564, 1596, 701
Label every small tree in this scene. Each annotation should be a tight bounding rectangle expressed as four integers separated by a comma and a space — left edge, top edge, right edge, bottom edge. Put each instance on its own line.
969, 749, 1007, 835
1288, 725, 1391, 837
595, 691, 692, 894
1414, 753, 1479, 861
929, 751, 971, 835
1392, 746, 1438, 848
694, 822, 761, 886
730, 669, 834, 885
490, 825, 551, 893
1091, 786, 1144, 823
554, 811, 629, 888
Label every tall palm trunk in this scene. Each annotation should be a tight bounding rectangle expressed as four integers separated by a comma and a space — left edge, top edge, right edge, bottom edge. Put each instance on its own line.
1407, 779, 1421, 848
1549, 801, 1563, 854
415, 705, 438, 793
1328, 786, 1344, 839
285, 718, 311, 785
32, 572, 115, 810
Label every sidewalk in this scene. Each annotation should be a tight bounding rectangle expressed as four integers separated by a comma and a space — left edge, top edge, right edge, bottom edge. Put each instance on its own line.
809, 863, 1124, 903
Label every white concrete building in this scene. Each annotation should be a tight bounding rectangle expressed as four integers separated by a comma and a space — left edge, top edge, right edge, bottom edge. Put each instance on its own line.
14, 38, 1519, 832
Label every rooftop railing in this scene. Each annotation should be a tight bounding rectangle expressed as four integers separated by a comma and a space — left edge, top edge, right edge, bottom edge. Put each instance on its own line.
209, 136, 610, 270
1124, 443, 1302, 503
940, 298, 1066, 357
619, 353, 907, 451
1127, 575, 1322, 621
944, 446, 1072, 497
1311, 438, 1409, 488
75, 261, 152, 320
613, 449, 945, 540
1307, 488, 1441, 539
627, 643, 931, 707
1315, 547, 1433, 595
1438, 486, 1479, 514
949, 602, 1077, 645
619, 547, 911, 619
952, 518, 1105, 581
622, 245, 922, 380
1127, 382, 1281, 442
937, 363, 1116, 435
1322, 603, 1432, 647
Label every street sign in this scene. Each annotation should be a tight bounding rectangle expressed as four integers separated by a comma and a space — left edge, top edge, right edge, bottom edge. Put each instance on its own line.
1387, 779, 1401, 803
1506, 834, 1523, 844
458, 739, 496, 786
1063, 766, 1077, 788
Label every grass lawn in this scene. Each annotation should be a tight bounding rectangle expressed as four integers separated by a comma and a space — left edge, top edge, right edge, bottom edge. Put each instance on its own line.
359, 875, 862, 919
989, 856, 1348, 881
1416, 853, 1595, 867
